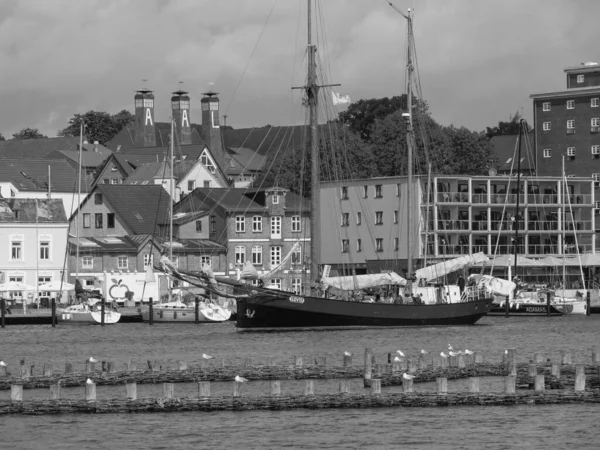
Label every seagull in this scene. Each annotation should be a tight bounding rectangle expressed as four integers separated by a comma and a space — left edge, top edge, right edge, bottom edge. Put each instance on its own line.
393, 356, 402, 362
235, 375, 248, 383
87, 357, 98, 363
396, 350, 405, 357
448, 344, 454, 351
86, 378, 94, 384
344, 351, 352, 357
420, 349, 429, 355
0, 361, 6, 367
458, 350, 465, 356
449, 351, 458, 357
402, 373, 415, 380
202, 354, 214, 360
440, 352, 448, 358
465, 349, 474, 355
505, 349, 508, 354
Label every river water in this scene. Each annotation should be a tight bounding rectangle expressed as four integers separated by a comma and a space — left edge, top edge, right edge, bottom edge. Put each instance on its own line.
1, 315, 599, 449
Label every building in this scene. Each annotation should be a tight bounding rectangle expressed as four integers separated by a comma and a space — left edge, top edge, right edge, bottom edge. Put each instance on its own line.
0, 198, 69, 303
174, 187, 310, 293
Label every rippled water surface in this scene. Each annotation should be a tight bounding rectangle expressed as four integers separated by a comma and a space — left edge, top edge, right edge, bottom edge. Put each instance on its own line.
1, 315, 599, 449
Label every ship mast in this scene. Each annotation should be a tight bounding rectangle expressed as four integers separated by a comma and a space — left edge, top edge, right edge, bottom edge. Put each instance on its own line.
512, 119, 525, 289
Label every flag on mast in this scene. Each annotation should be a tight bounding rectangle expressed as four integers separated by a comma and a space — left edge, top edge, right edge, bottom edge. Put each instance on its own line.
145, 264, 155, 283
332, 92, 351, 105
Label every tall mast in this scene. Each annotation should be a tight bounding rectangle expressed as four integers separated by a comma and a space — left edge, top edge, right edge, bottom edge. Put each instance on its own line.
562, 155, 566, 287
76, 121, 83, 282
512, 119, 525, 286
405, 9, 414, 293
169, 118, 174, 261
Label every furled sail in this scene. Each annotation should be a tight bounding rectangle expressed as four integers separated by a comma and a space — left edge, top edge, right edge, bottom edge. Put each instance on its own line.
468, 274, 516, 297
322, 272, 407, 291
415, 253, 489, 282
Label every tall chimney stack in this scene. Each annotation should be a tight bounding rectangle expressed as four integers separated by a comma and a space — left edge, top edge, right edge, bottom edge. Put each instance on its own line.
171, 90, 192, 146
134, 88, 156, 147
201, 91, 224, 170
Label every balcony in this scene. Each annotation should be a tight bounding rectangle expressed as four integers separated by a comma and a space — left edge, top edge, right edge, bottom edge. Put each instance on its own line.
437, 192, 470, 203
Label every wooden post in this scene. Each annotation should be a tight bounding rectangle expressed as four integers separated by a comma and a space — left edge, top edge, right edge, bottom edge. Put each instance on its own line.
407, 358, 417, 374
440, 355, 448, 369
101, 361, 107, 372
432, 355, 441, 369
100, 298, 105, 326
86, 361, 95, 373
474, 352, 483, 364
1, 298, 5, 328
586, 291, 591, 317
436, 377, 447, 394
505, 294, 510, 317
546, 291, 551, 316
457, 354, 466, 369
535, 375, 545, 392
198, 381, 211, 397
449, 355, 457, 367
561, 351, 572, 365
364, 348, 372, 386
392, 362, 401, 373
270, 380, 281, 396
418, 354, 427, 370
0, 365, 6, 377
534, 352, 544, 364
266, 356, 274, 367
343, 353, 352, 367
244, 357, 253, 368
304, 379, 314, 396
374, 363, 383, 378
528, 363, 537, 377
402, 378, 414, 393
148, 297, 154, 325
504, 376, 516, 394
163, 383, 175, 399
126, 360, 136, 372
85, 382, 96, 402
11, 384, 23, 402
178, 361, 188, 371
233, 381, 243, 397
294, 356, 303, 367
339, 379, 350, 394
507, 348, 517, 376
51, 298, 56, 327
592, 348, 600, 365
50, 384, 61, 400
195, 298, 199, 324
65, 362, 73, 374
107, 362, 115, 374
126, 382, 137, 400
20, 365, 30, 379
43, 363, 53, 377
551, 363, 561, 378
315, 355, 326, 366
371, 379, 382, 395
469, 377, 480, 393
575, 364, 586, 392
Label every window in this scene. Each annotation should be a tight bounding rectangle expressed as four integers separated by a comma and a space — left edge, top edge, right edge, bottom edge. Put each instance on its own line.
577, 74, 584, 83
94, 193, 103, 205
95, 213, 103, 228
357, 239, 362, 252
396, 184, 401, 197
567, 147, 576, 157
341, 212, 349, 227
272, 194, 279, 204
375, 211, 383, 225
210, 215, 216, 234
291, 278, 303, 295
252, 216, 262, 232
117, 256, 128, 270
271, 216, 281, 238
107, 213, 115, 229
103, 179, 109, 184
111, 178, 119, 185
235, 216, 245, 232
356, 212, 361, 225
144, 254, 153, 268
394, 237, 399, 251
341, 239, 349, 253
291, 215, 301, 232
39, 241, 50, 260
270, 246, 281, 266
592, 98, 600, 108
270, 278, 282, 290
11, 238, 22, 260
83, 213, 91, 228
595, 201, 600, 210
291, 246, 302, 265
82, 256, 93, 269
376, 238, 383, 252
592, 118, 600, 129
566, 100, 575, 109
200, 255, 211, 267
543, 122, 551, 131
543, 149, 552, 158
235, 246, 246, 264
200, 151, 216, 174
341, 186, 348, 200
542, 102, 551, 111
567, 120, 575, 134
375, 185, 382, 198
593, 173, 600, 187
394, 210, 398, 224
195, 220, 202, 232
363, 186, 368, 198
592, 145, 600, 158
252, 245, 262, 265
187, 180, 195, 191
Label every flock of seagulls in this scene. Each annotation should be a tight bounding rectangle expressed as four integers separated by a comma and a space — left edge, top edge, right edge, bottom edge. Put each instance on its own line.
390, 344, 477, 361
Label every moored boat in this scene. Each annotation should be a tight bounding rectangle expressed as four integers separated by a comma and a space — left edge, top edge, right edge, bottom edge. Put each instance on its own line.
57, 302, 121, 325
140, 300, 231, 323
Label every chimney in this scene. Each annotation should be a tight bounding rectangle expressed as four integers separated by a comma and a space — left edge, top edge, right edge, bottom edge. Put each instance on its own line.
134, 88, 156, 147
171, 90, 192, 145
201, 91, 225, 171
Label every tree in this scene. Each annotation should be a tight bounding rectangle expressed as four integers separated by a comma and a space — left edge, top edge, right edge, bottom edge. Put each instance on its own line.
0, 132, 5, 141
485, 111, 531, 138
12, 127, 48, 139
57, 110, 134, 144
443, 126, 495, 175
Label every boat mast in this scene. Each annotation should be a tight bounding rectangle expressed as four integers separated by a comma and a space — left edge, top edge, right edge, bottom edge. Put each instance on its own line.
512, 119, 525, 287
405, 9, 414, 293
168, 118, 174, 301
561, 155, 566, 288
76, 121, 83, 287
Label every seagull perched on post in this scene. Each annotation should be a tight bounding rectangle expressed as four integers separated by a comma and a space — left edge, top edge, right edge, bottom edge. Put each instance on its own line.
393, 356, 402, 362
344, 351, 352, 357
235, 375, 248, 383
202, 353, 214, 360
87, 357, 98, 363
86, 378, 94, 384
448, 344, 454, 351
0, 361, 6, 367
402, 373, 415, 380
448, 351, 458, 357
396, 350, 405, 357
465, 349, 474, 355
440, 352, 448, 358
420, 349, 429, 355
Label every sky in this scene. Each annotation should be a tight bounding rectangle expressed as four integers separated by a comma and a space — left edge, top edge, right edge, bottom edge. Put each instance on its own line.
0, 0, 599, 139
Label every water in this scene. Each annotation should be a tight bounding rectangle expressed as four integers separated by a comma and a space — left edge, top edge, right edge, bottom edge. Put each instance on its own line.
1, 315, 600, 449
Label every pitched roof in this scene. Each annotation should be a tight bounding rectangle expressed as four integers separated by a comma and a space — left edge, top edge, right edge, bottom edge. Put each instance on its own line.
490, 134, 535, 172
226, 147, 267, 173
112, 153, 161, 175
45, 150, 111, 168
125, 160, 197, 184
0, 198, 67, 223
92, 184, 172, 235
0, 136, 83, 159
0, 158, 81, 192
107, 123, 207, 151
223, 126, 305, 155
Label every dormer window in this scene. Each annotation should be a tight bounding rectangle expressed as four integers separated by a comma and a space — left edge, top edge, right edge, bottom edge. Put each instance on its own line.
272, 194, 279, 204
200, 149, 216, 174
94, 193, 103, 204
577, 74, 585, 83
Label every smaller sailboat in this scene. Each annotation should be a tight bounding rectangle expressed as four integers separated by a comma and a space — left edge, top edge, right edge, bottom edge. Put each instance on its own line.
57, 280, 121, 325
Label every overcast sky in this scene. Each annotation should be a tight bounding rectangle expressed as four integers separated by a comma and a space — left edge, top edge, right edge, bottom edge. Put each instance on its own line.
0, 0, 598, 139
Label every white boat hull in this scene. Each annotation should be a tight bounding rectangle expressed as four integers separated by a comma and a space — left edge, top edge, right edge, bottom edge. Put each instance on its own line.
141, 304, 231, 323
57, 309, 121, 324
